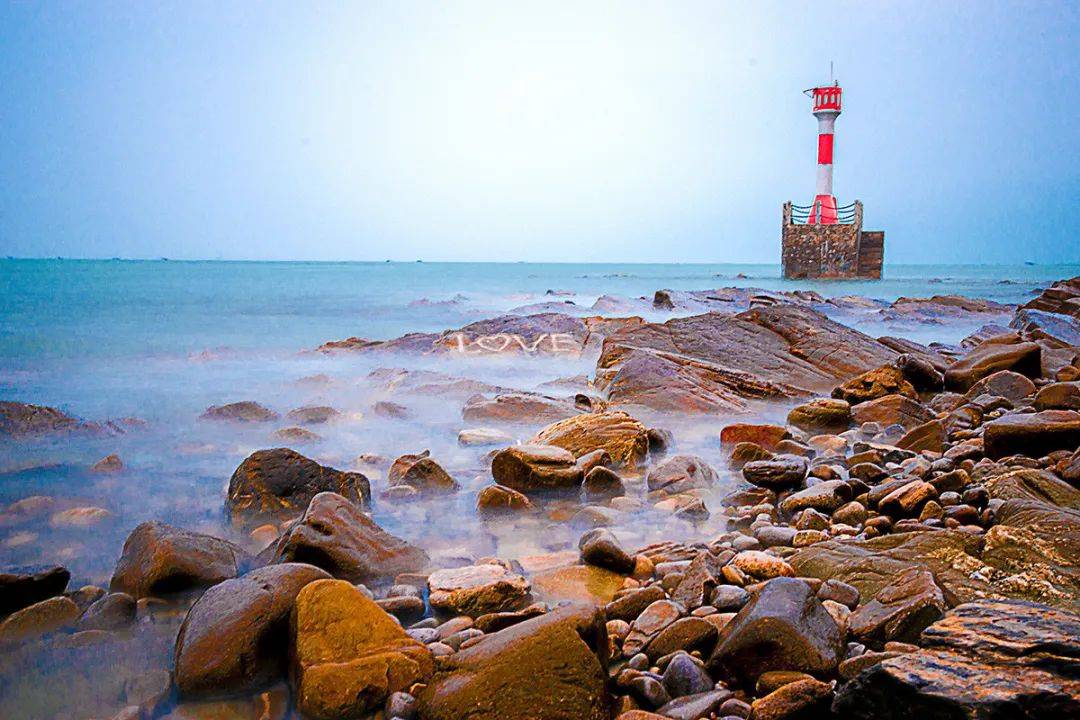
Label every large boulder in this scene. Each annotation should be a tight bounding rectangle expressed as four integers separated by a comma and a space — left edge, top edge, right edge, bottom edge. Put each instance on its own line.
0, 565, 69, 616
174, 563, 330, 698
110, 522, 252, 598
832, 365, 917, 404
742, 455, 808, 489
530, 411, 649, 468
0, 596, 80, 643
707, 577, 843, 685
475, 484, 533, 517
943, 340, 1042, 391
291, 579, 434, 719
386, 454, 459, 495
848, 567, 946, 645
490, 445, 584, 493
0, 401, 84, 437
983, 410, 1080, 459
786, 398, 852, 433
1035, 381, 1080, 410
266, 492, 428, 584
416, 604, 611, 720
227, 448, 370, 523
851, 394, 935, 431
427, 564, 531, 617
833, 600, 1080, 719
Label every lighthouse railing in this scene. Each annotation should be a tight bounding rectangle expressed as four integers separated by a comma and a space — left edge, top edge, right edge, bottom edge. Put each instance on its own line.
788, 201, 859, 225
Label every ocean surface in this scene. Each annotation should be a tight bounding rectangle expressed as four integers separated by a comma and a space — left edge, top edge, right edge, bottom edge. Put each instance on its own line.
0, 258, 1076, 717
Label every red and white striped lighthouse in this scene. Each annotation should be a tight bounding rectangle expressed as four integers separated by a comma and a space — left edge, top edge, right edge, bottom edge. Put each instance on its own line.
806, 82, 842, 224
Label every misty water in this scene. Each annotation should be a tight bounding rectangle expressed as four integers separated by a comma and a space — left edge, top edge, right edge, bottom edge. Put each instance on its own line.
1, 258, 1077, 718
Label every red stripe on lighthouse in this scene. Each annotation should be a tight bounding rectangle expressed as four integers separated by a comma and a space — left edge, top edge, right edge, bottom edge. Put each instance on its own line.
817, 133, 834, 164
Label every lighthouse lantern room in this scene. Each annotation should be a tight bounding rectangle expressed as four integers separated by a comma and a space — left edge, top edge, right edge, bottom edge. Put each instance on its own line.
806, 83, 842, 224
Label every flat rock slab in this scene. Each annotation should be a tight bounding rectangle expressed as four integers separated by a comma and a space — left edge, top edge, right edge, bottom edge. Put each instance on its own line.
427, 564, 530, 617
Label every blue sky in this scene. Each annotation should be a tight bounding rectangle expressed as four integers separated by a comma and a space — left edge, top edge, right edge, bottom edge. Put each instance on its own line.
0, 1, 1076, 263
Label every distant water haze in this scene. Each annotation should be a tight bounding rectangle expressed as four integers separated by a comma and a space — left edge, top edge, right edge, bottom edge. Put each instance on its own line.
1, 2, 1077, 263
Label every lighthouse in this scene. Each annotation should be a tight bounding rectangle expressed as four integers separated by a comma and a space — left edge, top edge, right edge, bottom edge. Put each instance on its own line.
806, 82, 842, 224
781, 76, 884, 279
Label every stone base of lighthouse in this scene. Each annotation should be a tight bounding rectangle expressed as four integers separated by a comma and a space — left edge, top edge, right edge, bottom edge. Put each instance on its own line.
781, 200, 884, 279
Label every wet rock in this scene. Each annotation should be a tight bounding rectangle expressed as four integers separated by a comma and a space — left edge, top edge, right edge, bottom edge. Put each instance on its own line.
662, 653, 714, 697
50, 506, 112, 528
787, 398, 852, 433
462, 392, 579, 424
531, 564, 625, 606
742, 455, 808, 489
943, 340, 1042, 391
729, 441, 773, 468
531, 411, 649, 468
490, 444, 584, 493
656, 689, 734, 720
896, 353, 944, 392
416, 604, 611, 720
671, 550, 725, 610
833, 365, 917, 404
387, 455, 459, 495
707, 577, 843, 685
833, 600, 1080, 719
272, 426, 321, 442
605, 586, 667, 622
849, 567, 946, 645
963, 369, 1037, 402
0, 596, 79, 643
895, 418, 946, 453
91, 454, 123, 473
779, 480, 852, 516
581, 530, 635, 575
267, 492, 429, 584
292, 579, 434, 719
582, 466, 626, 501
286, 405, 341, 425
646, 454, 718, 494
751, 678, 833, 720
0, 564, 70, 616
623, 600, 684, 657
851, 394, 934, 431
475, 484, 533, 516
646, 427, 674, 456
174, 563, 330, 698
644, 616, 718, 661
474, 602, 548, 633
199, 401, 278, 423
720, 423, 790, 451
1034, 381, 1080, 410
373, 400, 409, 419
427, 564, 530, 617
878, 480, 937, 518
76, 592, 136, 631
731, 551, 794, 581
227, 448, 371, 523
983, 410, 1080, 459
457, 427, 513, 447
110, 521, 252, 598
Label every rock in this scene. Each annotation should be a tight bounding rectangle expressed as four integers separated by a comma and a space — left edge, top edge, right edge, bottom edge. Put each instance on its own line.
199, 401, 278, 423
623, 600, 684, 657
787, 398, 852, 433
0, 565, 70, 615
646, 427, 674, 456
720, 424, 791, 451
663, 653, 714, 697
50, 506, 112, 528
671, 550, 724, 610
174, 563, 330, 698
833, 600, 1080, 719
849, 567, 946, 645
729, 442, 773, 468
983, 410, 1080, 459
656, 689, 734, 720
895, 419, 946, 453
416, 604, 611, 720
751, 678, 833, 720
490, 444, 584, 493
475, 484, 533, 516
731, 551, 794, 581
474, 603, 548, 633
943, 340, 1042, 391
458, 427, 513, 447
605, 586, 668, 622
780, 480, 853, 516
373, 400, 409, 419
427, 564, 530, 617
110, 521, 252, 598
462, 393, 579, 424
292, 579, 434, 719
581, 531, 635, 575
272, 426, 321, 442
531, 411, 649, 468
267, 492, 428, 584
896, 354, 944, 391
286, 405, 341, 425
644, 616, 718, 661
91, 454, 123, 473
742, 455, 808, 489
227, 448, 371, 523
878, 481, 937, 518
833, 365, 918, 404
963, 369, 1037, 402
646, 455, 718, 494
0, 595, 79, 643
77, 592, 136, 631
582, 466, 626, 501
851, 394, 935, 431
0, 401, 85, 436
707, 577, 843, 684
531, 565, 626, 606
1035, 381, 1080, 410
388, 455, 459, 495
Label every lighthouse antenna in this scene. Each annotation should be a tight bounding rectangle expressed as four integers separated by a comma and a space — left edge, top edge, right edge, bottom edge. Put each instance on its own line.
829, 61, 834, 84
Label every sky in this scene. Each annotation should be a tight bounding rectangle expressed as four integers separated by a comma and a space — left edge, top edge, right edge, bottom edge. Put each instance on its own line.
0, 1, 1077, 263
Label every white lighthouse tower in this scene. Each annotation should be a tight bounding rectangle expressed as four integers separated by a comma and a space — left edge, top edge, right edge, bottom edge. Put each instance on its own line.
805, 81, 842, 224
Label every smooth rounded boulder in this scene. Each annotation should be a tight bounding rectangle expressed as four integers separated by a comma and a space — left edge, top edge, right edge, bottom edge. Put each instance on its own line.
227, 448, 370, 523
943, 341, 1042, 391
490, 444, 584, 493
530, 411, 649, 468
647, 455, 718, 494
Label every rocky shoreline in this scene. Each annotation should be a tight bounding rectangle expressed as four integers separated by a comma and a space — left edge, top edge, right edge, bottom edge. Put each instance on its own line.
1, 277, 1078, 719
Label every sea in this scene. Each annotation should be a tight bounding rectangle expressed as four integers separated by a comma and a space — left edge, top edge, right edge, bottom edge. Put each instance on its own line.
0, 258, 1076, 717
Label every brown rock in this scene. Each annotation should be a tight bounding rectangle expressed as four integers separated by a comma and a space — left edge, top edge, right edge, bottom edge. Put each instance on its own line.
849, 567, 946, 645
720, 424, 791, 451
427, 564, 530, 617
780, 480, 853, 516
963, 369, 1037, 402
490, 444, 584, 493
833, 365, 918, 404
944, 340, 1042, 391
292, 579, 434, 719
1034, 381, 1080, 410
267, 492, 428, 584
475, 484, 533, 516
851, 394, 935, 431
531, 411, 649, 468
227, 448, 370, 523
388, 455, 459, 495
0, 565, 70, 616
787, 398, 852, 433
983, 410, 1080, 459
462, 393, 579, 424
750, 678, 833, 720
0, 596, 79, 643
896, 419, 946, 453
531, 565, 625, 606
742, 455, 808, 489
199, 401, 278, 423
646, 454, 718, 494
